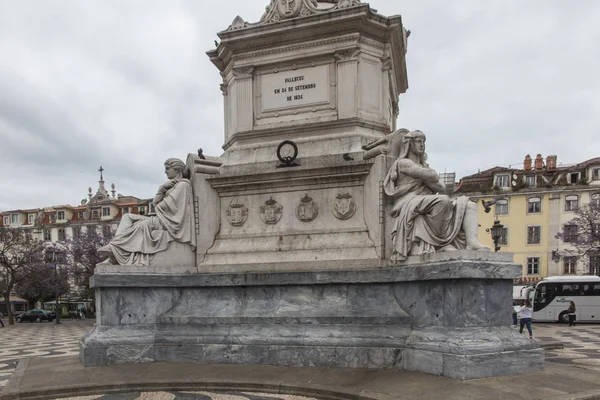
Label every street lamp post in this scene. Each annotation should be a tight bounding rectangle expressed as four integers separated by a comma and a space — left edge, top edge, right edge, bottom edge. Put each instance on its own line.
45, 244, 61, 324
490, 218, 505, 252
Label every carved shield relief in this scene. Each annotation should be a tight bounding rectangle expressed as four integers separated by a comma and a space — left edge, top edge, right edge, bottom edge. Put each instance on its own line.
226, 198, 248, 227
260, 197, 283, 225
296, 194, 318, 222
333, 193, 356, 220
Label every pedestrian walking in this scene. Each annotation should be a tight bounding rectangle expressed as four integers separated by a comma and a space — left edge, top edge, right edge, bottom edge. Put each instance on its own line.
517, 300, 534, 339
512, 306, 518, 326
567, 301, 576, 327
0, 311, 5, 328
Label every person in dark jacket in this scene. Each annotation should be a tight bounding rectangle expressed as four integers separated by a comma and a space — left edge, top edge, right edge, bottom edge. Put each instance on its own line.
567, 301, 576, 327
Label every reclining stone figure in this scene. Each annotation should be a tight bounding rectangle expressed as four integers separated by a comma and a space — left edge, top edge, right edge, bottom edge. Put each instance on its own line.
99, 158, 196, 265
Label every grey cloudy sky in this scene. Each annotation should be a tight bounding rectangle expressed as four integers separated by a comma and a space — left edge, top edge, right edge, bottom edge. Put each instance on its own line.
1, 1, 599, 211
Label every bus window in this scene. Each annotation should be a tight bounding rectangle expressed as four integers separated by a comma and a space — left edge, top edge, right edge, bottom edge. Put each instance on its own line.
534, 283, 548, 311
587, 283, 600, 295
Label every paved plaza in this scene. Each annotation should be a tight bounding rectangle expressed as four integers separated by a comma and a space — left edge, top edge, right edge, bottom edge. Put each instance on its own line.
1, 321, 600, 399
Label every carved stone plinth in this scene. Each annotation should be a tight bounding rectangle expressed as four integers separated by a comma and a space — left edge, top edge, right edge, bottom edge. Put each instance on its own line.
80, 253, 543, 380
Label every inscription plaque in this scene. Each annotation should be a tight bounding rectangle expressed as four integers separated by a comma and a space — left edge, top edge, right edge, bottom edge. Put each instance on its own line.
260, 64, 330, 112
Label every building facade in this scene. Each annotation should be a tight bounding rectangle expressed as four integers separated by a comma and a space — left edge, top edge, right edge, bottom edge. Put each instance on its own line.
0, 170, 150, 310
455, 154, 600, 283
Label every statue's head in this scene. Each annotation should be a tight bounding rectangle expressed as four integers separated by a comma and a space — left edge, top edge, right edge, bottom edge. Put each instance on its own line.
164, 158, 189, 179
399, 130, 427, 164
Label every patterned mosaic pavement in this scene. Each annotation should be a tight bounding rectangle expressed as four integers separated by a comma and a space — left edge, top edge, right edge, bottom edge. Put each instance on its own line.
2, 320, 600, 399
533, 323, 600, 371
53, 392, 317, 399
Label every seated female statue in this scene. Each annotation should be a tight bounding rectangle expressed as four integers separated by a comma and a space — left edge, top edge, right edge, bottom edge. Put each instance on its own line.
383, 130, 489, 262
99, 158, 196, 265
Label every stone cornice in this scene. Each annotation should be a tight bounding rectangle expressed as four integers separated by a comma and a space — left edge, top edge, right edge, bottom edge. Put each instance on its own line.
222, 118, 389, 151
206, 159, 374, 194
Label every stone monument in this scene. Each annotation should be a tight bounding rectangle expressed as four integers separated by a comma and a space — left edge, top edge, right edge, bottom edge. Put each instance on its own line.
80, 0, 544, 380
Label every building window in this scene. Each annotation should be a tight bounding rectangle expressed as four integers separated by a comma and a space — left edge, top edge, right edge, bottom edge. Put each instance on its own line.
102, 207, 110, 217
3, 216, 9, 225
495, 175, 510, 188
87, 225, 97, 234
57, 211, 65, 220
102, 225, 111, 237
73, 227, 81, 238
593, 168, 600, 181
495, 200, 508, 216
122, 207, 129, 215
528, 197, 541, 213
139, 206, 146, 215
49, 214, 56, 222
563, 256, 577, 274
27, 214, 34, 224
527, 226, 541, 244
92, 209, 99, 219
570, 173, 579, 184
78, 211, 85, 219
590, 254, 600, 276
593, 223, 600, 237
527, 257, 540, 275
11, 214, 19, 224
592, 194, 600, 208
58, 228, 66, 241
43, 229, 51, 241
563, 224, 578, 243
150, 204, 155, 214
565, 195, 579, 211
525, 175, 536, 188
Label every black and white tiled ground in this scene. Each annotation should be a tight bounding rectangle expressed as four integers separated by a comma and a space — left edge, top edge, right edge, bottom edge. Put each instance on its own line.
533, 323, 600, 371
53, 392, 317, 399
2, 320, 600, 399
0, 319, 89, 389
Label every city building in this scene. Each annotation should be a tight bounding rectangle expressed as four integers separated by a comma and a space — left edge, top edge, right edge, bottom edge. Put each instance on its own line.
455, 154, 600, 283
0, 168, 150, 313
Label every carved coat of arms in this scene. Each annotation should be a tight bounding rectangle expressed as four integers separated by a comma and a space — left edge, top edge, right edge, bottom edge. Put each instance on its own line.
226, 198, 248, 227
296, 194, 318, 222
333, 193, 356, 220
260, 197, 283, 225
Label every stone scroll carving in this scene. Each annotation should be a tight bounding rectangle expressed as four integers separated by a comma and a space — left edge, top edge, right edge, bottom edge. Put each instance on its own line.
224, 0, 363, 29
377, 129, 490, 263
98, 158, 196, 265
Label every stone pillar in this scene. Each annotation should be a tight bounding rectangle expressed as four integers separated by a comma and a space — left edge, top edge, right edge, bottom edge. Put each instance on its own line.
336, 49, 359, 119
230, 67, 254, 133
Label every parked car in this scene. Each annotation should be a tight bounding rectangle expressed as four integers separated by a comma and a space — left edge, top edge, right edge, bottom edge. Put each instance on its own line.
16, 309, 56, 323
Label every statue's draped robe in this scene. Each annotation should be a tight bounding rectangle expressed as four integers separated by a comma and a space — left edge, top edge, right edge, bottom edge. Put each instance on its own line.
384, 161, 467, 262
107, 179, 196, 265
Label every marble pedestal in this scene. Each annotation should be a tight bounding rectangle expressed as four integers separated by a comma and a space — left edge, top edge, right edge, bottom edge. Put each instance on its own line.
80, 252, 543, 380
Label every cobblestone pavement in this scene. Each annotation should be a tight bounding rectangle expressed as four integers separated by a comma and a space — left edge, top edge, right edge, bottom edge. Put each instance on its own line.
530, 322, 600, 371
2, 321, 600, 399
53, 392, 317, 399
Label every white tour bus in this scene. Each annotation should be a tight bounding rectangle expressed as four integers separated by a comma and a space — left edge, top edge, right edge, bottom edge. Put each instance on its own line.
522, 275, 600, 323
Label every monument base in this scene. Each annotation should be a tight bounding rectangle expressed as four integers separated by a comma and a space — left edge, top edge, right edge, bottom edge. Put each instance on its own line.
81, 253, 544, 380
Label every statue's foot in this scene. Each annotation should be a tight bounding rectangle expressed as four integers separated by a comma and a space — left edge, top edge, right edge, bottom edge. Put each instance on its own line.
98, 244, 114, 260
440, 244, 458, 252
466, 239, 491, 251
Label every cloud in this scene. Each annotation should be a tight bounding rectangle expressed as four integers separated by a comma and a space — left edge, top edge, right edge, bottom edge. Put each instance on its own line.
0, 0, 599, 210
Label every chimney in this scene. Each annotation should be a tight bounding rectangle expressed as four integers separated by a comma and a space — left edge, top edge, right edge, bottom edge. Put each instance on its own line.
546, 155, 557, 171
534, 154, 544, 170
524, 154, 532, 170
